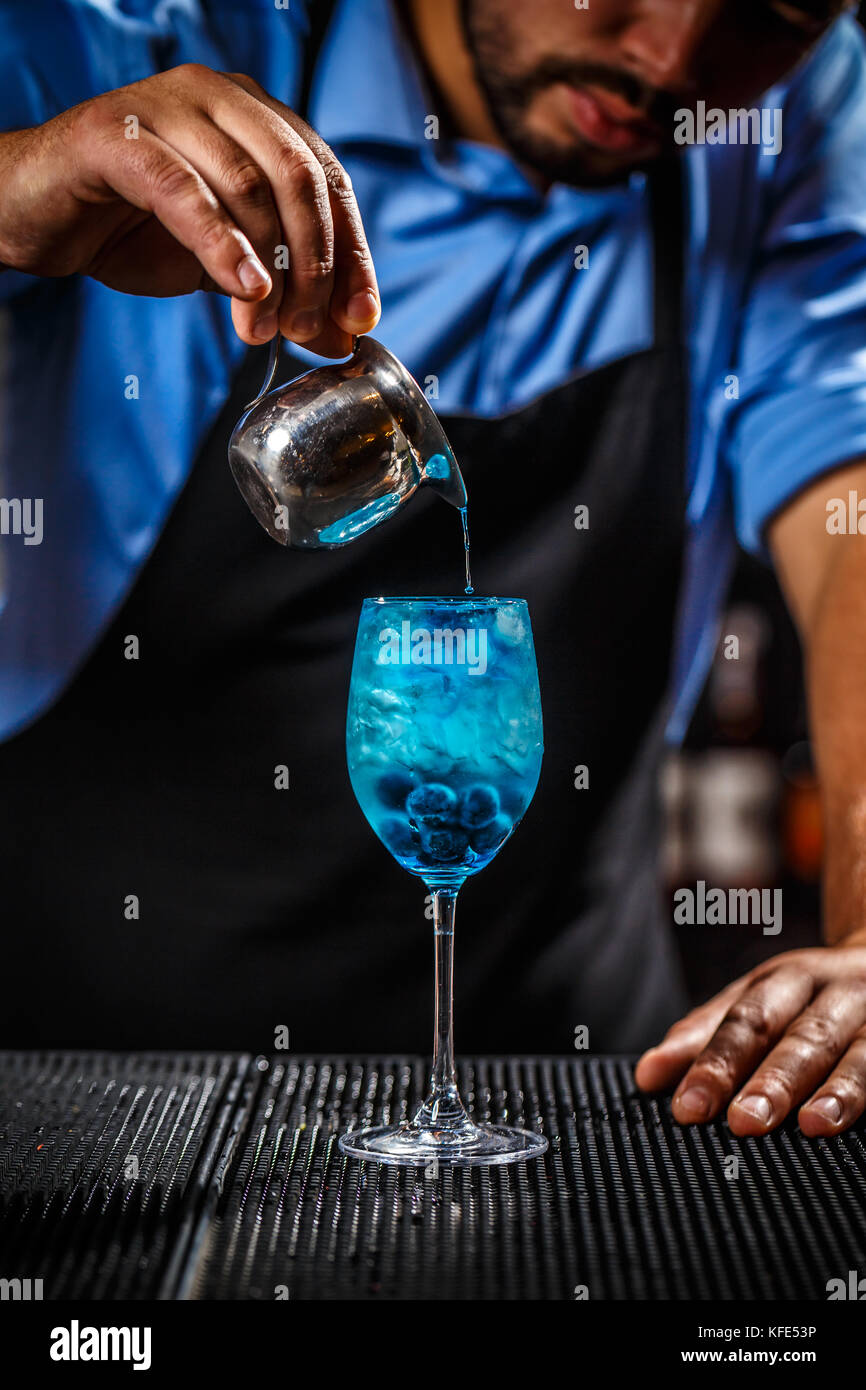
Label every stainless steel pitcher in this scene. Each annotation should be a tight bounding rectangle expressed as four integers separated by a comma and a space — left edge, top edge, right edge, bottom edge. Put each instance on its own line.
228, 335, 467, 549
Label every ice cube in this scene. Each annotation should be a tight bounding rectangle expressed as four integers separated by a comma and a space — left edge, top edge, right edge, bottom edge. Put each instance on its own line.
441, 712, 481, 762
369, 687, 406, 712
495, 609, 527, 648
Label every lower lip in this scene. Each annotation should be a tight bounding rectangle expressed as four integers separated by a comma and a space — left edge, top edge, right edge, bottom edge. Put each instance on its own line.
568, 88, 659, 155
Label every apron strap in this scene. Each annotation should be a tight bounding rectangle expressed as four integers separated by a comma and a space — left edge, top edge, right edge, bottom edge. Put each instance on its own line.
297, 0, 339, 119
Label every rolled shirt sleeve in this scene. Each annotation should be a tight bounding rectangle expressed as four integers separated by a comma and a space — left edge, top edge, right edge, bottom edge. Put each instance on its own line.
725, 20, 866, 556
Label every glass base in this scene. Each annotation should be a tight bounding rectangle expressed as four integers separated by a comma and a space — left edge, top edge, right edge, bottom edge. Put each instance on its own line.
339, 1119, 548, 1167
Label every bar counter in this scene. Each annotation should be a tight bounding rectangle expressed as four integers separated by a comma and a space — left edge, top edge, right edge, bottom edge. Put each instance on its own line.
1, 1051, 863, 1300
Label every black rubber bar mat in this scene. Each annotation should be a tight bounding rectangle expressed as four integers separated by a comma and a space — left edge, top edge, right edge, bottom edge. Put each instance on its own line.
0, 1051, 250, 1299
2, 1052, 866, 1300
187, 1055, 866, 1301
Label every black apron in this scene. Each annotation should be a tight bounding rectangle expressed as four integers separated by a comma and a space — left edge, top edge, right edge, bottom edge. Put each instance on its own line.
0, 150, 690, 1054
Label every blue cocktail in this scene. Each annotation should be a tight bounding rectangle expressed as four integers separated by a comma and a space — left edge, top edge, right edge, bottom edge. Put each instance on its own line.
341, 596, 545, 1165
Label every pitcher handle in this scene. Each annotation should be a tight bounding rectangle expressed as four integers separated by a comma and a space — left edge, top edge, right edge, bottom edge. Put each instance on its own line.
244, 334, 282, 411
243, 333, 362, 412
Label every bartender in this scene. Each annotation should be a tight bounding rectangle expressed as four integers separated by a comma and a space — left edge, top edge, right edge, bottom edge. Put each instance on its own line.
1, 0, 866, 1141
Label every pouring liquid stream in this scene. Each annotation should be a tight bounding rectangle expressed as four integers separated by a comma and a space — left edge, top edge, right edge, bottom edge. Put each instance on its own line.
460, 506, 473, 595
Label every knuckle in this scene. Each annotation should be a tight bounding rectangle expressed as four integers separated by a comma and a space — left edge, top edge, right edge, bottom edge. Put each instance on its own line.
223, 160, 269, 206
294, 254, 333, 288
277, 146, 326, 203
150, 158, 199, 205
780, 962, 814, 989
71, 95, 114, 145
341, 243, 374, 281
786, 1012, 839, 1053
724, 995, 772, 1045
826, 1069, 866, 1104
322, 158, 354, 199
692, 1052, 736, 1087
752, 1064, 798, 1101
172, 61, 213, 85
196, 216, 232, 258
224, 71, 264, 95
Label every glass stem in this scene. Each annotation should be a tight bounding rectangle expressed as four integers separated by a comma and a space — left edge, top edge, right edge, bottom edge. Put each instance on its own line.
415, 887, 469, 1130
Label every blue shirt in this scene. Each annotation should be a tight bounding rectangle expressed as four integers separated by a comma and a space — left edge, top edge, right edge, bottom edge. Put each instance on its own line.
3, 0, 866, 741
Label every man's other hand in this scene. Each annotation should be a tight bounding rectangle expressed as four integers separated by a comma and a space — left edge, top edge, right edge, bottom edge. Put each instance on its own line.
636, 941, 866, 1136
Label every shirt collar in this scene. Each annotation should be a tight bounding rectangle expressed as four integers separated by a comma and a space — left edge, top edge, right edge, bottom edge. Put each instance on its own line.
309, 0, 431, 149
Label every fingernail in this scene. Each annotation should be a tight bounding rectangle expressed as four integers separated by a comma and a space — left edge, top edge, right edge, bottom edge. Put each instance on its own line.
291, 309, 324, 340
238, 256, 271, 292
344, 289, 380, 326
675, 1086, 712, 1120
251, 312, 278, 342
732, 1093, 772, 1124
808, 1095, 842, 1125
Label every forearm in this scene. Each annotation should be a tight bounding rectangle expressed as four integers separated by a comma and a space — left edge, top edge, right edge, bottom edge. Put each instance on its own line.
768, 459, 866, 947
804, 536, 866, 945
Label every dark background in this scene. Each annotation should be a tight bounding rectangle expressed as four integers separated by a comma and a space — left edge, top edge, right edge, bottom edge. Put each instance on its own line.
663, 555, 818, 1002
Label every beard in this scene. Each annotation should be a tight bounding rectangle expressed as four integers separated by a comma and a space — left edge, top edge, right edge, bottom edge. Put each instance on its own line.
459, 0, 675, 186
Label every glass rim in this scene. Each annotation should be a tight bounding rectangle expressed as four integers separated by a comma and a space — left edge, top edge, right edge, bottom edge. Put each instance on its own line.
362, 595, 527, 606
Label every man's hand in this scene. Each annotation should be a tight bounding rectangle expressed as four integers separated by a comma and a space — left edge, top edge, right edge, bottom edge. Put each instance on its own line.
0, 64, 380, 355
638, 456, 866, 1136
636, 941, 866, 1136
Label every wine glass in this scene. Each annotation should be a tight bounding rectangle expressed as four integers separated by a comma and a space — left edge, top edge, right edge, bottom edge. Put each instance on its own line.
340, 596, 546, 1165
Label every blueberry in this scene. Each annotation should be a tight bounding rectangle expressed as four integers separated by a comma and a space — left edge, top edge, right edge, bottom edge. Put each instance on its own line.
379, 816, 419, 858
420, 825, 470, 863
406, 782, 458, 827
470, 814, 511, 855
375, 769, 416, 810
457, 783, 500, 829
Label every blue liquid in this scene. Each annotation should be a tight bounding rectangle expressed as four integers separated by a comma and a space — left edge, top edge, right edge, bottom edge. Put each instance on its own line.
460, 507, 473, 595
424, 453, 451, 484
347, 598, 542, 882
318, 492, 403, 544
424, 452, 472, 594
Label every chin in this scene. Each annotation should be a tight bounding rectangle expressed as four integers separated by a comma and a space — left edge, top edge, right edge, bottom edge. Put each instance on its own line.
517, 137, 654, 188
493, 109, 612, 183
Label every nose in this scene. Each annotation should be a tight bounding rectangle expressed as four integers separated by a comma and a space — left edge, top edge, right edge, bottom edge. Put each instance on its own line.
620, 1, 717, 94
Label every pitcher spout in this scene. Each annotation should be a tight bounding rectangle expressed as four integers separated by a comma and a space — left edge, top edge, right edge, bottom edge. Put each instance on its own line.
228, 335, 464, 550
